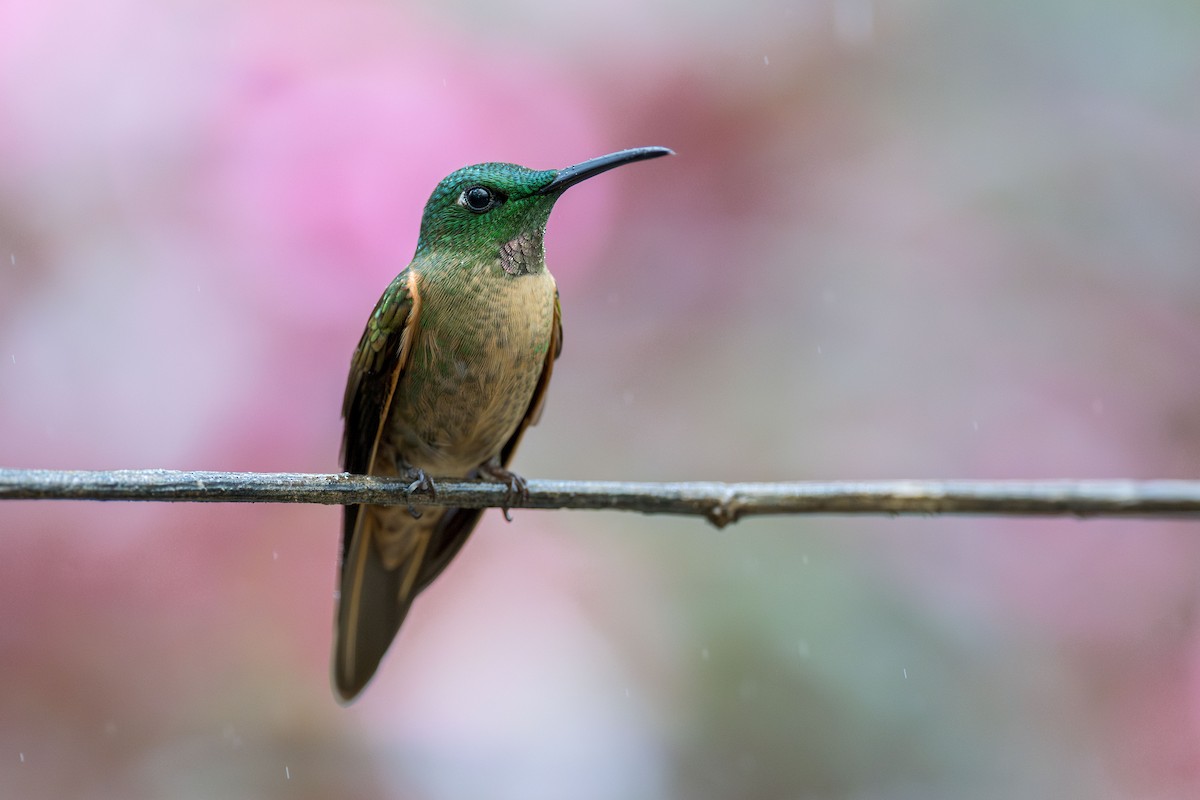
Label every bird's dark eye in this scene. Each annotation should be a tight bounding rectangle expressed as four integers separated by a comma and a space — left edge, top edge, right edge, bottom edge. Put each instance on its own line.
460, 186, 500, 213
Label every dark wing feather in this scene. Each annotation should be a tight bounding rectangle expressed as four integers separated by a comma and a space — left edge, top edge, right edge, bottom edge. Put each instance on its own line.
335, 270, 421, 702
341, 270, 419, 476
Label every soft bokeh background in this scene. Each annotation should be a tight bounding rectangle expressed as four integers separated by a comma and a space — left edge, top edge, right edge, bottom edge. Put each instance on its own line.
2, 0, 1199, 797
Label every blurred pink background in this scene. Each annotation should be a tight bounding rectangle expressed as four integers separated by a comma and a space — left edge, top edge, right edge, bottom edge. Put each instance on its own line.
3, 0, 1200, 797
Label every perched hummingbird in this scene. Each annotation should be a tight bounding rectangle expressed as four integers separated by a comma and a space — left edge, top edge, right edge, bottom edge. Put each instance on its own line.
334, 146, 673, 701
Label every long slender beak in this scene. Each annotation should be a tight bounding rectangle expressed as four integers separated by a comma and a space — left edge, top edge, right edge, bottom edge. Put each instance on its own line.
537, 146, 674, 194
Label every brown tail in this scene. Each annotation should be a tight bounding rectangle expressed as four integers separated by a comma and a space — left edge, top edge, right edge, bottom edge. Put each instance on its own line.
333, 504, 483, 702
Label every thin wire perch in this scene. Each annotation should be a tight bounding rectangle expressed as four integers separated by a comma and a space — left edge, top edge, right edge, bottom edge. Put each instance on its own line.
1, 469, 1198, 528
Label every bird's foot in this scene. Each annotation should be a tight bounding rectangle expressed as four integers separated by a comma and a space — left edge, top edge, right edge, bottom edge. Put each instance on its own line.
479, 461, 528, 522
402, 465, 436, 519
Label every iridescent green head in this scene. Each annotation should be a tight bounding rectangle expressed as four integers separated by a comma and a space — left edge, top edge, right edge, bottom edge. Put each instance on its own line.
414, 147, 673, 260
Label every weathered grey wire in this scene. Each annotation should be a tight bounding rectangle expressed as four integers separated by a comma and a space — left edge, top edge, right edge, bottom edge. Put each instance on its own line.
2, 469, 1198, 527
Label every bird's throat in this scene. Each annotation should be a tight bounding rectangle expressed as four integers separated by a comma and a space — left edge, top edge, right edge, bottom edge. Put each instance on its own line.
499, 232, 545, 276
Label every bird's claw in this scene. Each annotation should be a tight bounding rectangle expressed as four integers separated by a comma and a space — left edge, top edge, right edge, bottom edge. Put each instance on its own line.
403, 466, 436, 519
480, 464, 528, 522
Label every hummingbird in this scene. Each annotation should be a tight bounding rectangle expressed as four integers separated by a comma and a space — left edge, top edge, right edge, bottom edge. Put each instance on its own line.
334, 146, 673, 701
